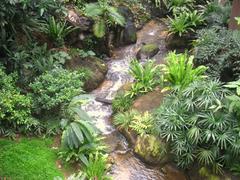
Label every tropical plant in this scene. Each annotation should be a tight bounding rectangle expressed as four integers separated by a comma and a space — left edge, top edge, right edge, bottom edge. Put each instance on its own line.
154, 79, 240, 173
42, 16, 78, 46
113, 110, 138, 130
30, 68, 85, 113
194, 28, 240, 81
0, 0, 66, 56
168, 12, 191, 36
81, 153, 110, 180
160, 51, 207, 90
224, 80, 240, 117
130, 111, 155, 136
167, 0, 195, 14
84, 0, 125, 38
126, 59, 160, 98
188, 10, 205, 27
200, 0, 231, 27
114, 110, 155, 136
230, 163, 240, 175
168, 10, 204, 36
59, 95, 105, 166
112, 92, 134, 113
0, 67, 38, 136
9, 43, 71, 84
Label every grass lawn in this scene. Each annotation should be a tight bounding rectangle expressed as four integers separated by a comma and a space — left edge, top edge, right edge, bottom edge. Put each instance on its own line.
0, 137, 64, 180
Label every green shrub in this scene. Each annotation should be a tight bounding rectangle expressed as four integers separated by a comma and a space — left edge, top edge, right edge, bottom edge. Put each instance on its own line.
160, 51, 207, 90
168, 10, 204, 37
81, 153, 110, 180
194, 28, 240, 81
10, 43, 71, 84
0, 0, 66, 56
130, 111, 155, 136
59, 95, 105, 166
114, 110, 155, 136
112, 92, 134, 113
167, 0, 195, 14
113, 110, 138, 130
224, 80, 240, 118
69, 48, 96, 58
126, 59, 160, 98
42, 16, 78, 47
0, 67, 36, 135
71, 153, 110, 180
30, 68, 85, 113
200, 0, 231, 27
154, 79, 240, 173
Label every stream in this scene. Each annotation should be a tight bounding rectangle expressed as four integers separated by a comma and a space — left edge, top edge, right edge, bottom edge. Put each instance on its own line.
81, 20, 182, 180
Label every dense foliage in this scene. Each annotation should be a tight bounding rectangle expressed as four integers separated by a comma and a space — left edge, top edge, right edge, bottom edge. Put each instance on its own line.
59, 96, 106, 167
1, 0, 240, 179
154, 79, 240, 173
30, 68, 85, 113
194, 28, 240, 81
160, 51, 207, 90
0, 67, 36, 136
9, 43, 71, 84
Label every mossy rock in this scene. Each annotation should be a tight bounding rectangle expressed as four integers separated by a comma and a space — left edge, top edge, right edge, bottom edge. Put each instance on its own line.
134, 134, 169, 165
136, 43, 159, 60
65, 56, 108, 91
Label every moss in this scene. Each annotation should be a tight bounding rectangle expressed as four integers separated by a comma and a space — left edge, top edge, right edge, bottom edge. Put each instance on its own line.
0, 138, 63, 180
141, 43, 159, 54
134, 135, 168, 164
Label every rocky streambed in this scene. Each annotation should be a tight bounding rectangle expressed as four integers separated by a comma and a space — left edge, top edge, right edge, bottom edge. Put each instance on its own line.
81, 20, 187, 180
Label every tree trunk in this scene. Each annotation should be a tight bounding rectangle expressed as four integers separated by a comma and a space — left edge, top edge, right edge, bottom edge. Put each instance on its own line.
229, 0, 240, 30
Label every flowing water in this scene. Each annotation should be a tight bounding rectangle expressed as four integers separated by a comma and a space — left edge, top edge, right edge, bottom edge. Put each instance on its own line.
81, 20, 183, 180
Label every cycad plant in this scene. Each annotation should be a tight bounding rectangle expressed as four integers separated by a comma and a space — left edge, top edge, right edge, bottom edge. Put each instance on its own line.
84, 0, 125, 38
154, 79, 240, 173
160, 51, 207, 91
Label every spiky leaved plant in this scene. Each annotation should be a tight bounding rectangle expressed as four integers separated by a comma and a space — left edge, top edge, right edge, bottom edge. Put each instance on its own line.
154, 79, 240, 173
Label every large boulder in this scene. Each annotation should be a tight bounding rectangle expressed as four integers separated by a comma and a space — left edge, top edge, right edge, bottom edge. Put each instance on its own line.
132, 88, 165, 113
136, 43, 159, 60
65, 56, 108, 92
134, 135, 169, 165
